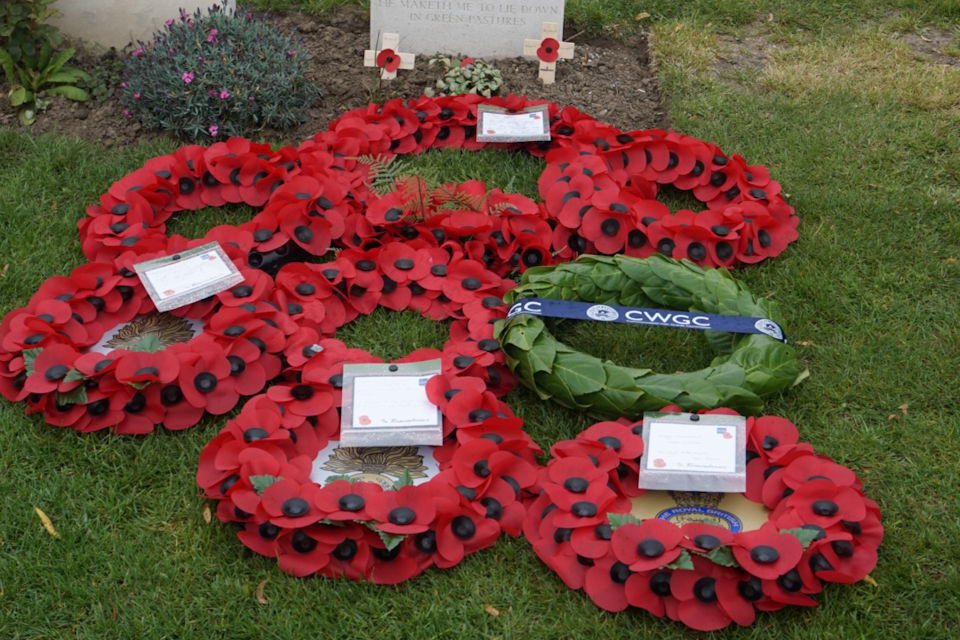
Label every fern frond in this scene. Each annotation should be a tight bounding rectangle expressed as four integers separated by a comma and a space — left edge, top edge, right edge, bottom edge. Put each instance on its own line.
355, 154, 407, 195
430, 184, 487, 212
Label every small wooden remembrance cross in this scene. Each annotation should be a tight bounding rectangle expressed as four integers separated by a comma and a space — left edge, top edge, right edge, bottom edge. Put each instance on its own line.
364, 32, 415, 80
523, 22, 575, 85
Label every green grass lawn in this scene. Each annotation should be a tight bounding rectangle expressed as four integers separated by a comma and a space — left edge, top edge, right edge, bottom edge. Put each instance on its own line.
2, 1, 960, 638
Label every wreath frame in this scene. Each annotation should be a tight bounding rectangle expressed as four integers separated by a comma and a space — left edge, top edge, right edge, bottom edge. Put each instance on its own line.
524, 408, 883, 631
495, 253, 804, 418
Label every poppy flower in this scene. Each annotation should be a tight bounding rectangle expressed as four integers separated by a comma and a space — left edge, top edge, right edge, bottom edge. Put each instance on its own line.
367, 484, 438, 535
379, 242, 431, 283
639, 137, 699, 186
365, 189, 413, 228
624, 569, 681, 618
551, 481, 618, 529
221, 338, 273, 396
317, 523, 375, 580
569, 521, 615, 559
541, 535, 597, 589
776, 479, 867, 529
111, 385, 165, 434
732, 523, 804, 580
443, 388, 508, 433
550, 224, 598, 261
583, 553, 634, 612
806, 534, 878, 584
611, 519, 684, 572
34, 392, 86, 430
441, 259, 502, 303
314, 479, 382, 521
113, 348, 181, 386
760, 569, 820, 608
782, 455, 859, 491
376, 100, 423, 154
543, 456, 608, 505
376, 48, 402, 72
441, 339, 495, 377
536, 37, 560, 63
237, 519, 286, 558
73, 388, 131, 433
748, 414, 803, 462
3, 305, 86, 352
23, 344, 82, 395
157, 382, 205, 430
670, 555, 750, 631
580, 421, 645, 460
283, 326, 327, 369
734, 203, 799, 263
450, 437, 524, 491
679, 522, 735, 554
276, 525, 338, 577
175, 343, 239, 415
261, 477, 324, 528
365, 541, 425, 584
550, 438, 621, 475
422, 373, 484, 416
266, 381, 334, 418
435, 508, 501, 568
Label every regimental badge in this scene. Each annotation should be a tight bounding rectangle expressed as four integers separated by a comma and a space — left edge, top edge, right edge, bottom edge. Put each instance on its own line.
104, 312, 198, 351
321, 446, 428, 489
630, 490, 771, 533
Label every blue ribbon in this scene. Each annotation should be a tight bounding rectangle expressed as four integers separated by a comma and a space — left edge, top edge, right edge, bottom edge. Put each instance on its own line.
506, 298, 786, 342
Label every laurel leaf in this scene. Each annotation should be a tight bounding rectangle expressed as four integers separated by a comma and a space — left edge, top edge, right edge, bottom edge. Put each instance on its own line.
664, 549, 694, 571
250, 474, 283, 495
607, 512, 642, 530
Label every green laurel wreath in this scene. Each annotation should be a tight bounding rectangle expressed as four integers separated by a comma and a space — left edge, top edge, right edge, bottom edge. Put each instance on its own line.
494, 254, 806, 418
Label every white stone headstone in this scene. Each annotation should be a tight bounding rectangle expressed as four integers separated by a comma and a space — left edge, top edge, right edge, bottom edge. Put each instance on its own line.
370, 0, 564, 58
52, 1, 236, 50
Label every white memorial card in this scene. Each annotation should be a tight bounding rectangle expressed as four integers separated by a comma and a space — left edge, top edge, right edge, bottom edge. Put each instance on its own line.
339, 359, 442, 447
352, 375, 438, 429
637, 412, 747, 492
477, 104, 551, 143
134, 242, 244, 312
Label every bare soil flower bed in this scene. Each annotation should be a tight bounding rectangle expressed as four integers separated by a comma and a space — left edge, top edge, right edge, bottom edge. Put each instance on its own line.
1, 8, 667, 147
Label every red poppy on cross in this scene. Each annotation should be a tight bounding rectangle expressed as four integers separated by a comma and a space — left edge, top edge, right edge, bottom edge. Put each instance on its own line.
523, 22, 574, 85
364, 32, 415, 80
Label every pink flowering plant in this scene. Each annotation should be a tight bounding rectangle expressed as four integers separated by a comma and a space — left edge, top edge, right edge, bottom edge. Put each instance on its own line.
119, 3, 318, 141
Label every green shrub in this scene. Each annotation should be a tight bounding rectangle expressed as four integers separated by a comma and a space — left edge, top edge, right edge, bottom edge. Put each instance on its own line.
0, 0, 60, 65
120, 3, 320, 141
426, 55, 503, 98
1, 1, 89, 125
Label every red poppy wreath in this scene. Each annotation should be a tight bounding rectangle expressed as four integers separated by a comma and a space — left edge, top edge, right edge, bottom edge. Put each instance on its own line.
523, 408, 882, 631
77, 93, 798, 270
196, 238, 542, 583
0, 231, 295, 433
